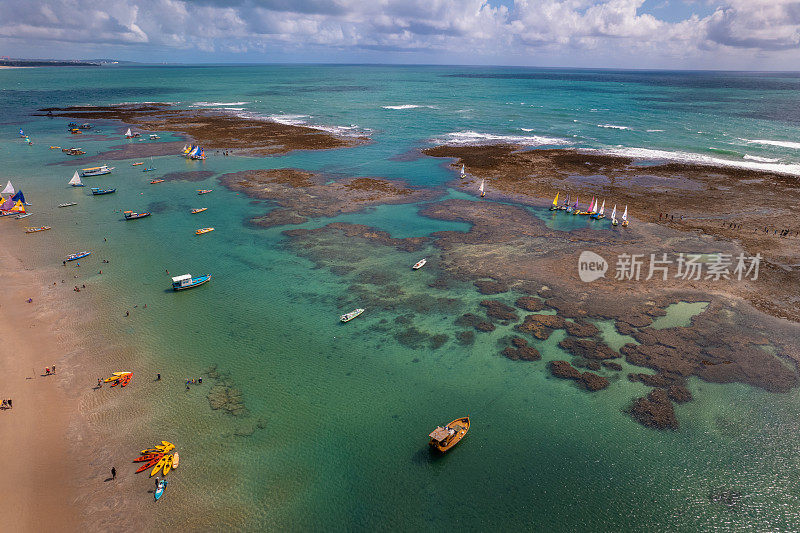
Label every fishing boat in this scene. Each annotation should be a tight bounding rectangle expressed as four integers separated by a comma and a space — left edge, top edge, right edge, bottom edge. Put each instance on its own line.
550, 192, 559, 211
591, 200, 605, 219
68, 171, 84, 187
195, 227, 214, 235
190, 208, 207, 214
340, 308, 365, 322
125, 128, 133, 138
171, 273, 211, 290
58, 202, 77, 208
428, 417, 470, 453
621, 205, 629, 227
91, 188, 116, 195
15, 213, 31, 219
150, 179, 165, 184
143, 158, 156, 172
25, 226, 51, 233
66, 251, 91, 261
412, 258, 427, 270
123, 210, 151, 220
197, 189, 212, 195
81, 165, 114, 177
611, 205, 618, 226
479, 179, 485, 198
460, 164, 466, 179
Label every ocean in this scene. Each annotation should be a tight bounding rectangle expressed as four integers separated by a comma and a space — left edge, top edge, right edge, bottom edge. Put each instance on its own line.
2, 65, 800, 530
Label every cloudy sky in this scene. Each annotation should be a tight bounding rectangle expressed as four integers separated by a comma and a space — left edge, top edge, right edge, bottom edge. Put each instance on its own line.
1, 0, 799, 69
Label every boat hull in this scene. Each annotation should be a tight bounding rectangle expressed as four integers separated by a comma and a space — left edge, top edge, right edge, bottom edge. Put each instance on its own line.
429, 417, 470, 453
172, 275, 211, 291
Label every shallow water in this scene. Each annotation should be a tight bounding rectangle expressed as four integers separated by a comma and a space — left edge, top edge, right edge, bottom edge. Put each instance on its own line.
3, 66, 800, 530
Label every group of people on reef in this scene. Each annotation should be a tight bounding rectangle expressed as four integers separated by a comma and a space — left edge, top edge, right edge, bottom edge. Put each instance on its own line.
185, 377, 202, 390
660, 213, 683, 221
720, 221, 797, 237
45, 365, 56, 375
1, 398, 12, 410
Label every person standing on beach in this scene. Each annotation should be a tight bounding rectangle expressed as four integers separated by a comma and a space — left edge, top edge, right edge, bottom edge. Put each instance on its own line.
52, 364, 56, 374
111, 467, 116, 480
97, 378, 102, 388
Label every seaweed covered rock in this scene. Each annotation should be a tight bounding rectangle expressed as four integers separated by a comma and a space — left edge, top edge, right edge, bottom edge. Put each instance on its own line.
475, 321, 496, 332
480, 300, 518, 321
515, 296, 545, 312
564, 318, 600, 338
456, 330, 475, 345
581, 372, 609, 391
208, 384, 248, 417
630, 389, 678, 430
516, 314, 567, 340
558, 337, 618, 360
549, 360, 583, 380
501, 345, 541, 362
474, 279, 508, 295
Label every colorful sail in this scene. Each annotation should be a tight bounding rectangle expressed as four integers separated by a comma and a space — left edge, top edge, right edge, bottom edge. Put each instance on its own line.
598, 200, 605, 216
589, 196, 595, 212
479, 179, 485, 197
564, 193, 570, 206
573, 195, 578, 208
11, 190, 26, 205
9, 199, 25, 213
460, 164, 466, 177
2, 181, 14, 195
552, 192, 559, 206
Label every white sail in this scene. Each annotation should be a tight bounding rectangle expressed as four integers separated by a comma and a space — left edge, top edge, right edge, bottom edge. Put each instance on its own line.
598, 200, 605, 215
125, 128, 132, 137
611, 205, 616, 219
460, 164, 466, 177
1, 180, 14, 195
479, 179, 485, 193
622, 205, 628, 221
68, 171, 82, 186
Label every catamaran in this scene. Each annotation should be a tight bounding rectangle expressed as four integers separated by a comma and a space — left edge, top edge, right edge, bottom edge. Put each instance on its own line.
188, 146, 206, 160
412, 259, 427, 270
340, 308, 365, 322
66, 251, 91, 261
560, 193, 570, 210
611, 205, 618, 226
621, 205, 629, 227
81, 165, 114, 177
550, 192, 559, 211
15, 213, 31, 219
479, 179, 485, 198
171, 273, 211, 291
68, 171, 84, 187
91, 188, 116, 195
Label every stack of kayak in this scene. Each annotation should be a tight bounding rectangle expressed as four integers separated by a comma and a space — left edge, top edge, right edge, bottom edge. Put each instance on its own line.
134, 441, 180, 477
104, 371, 133, 387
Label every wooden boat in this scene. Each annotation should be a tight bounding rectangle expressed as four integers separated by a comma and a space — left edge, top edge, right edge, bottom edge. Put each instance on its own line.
150, 179, 165, 184
50, 146, 61, 150
91, 188, 116, 195
66, 251, 91, 261
81, 165, 114, 177
190, 208, 207, 214
25, 226, 51, 233
549, 192, 559, 211
123, 210, 151, 220
58, 202, 77, 208
412, 258, 426, 270
428, 417, 470, 453
131, 162, 143, 166
197, 189, 212, 195
171, 273, 211, 290
15, 213, 31, 219
340, 308, 365, 322
195, 227, 214, 235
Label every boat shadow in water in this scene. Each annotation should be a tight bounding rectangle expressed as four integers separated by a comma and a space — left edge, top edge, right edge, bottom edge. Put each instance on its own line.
411, 446, 454, 466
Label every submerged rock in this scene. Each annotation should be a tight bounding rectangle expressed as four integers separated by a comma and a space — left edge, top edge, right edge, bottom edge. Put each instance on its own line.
549, 360, 608, 390
501, 345, 541, 362
474, 279, 509, 295
630, 389, 678, 430
559, 337, 619, 360
475, 321, 496, 332
456, 330, 475, 345
516, 314, 567, 340
602, 361, 623, 371
564, 318, 600, 338
515, 296, 545, 312
480, 300, 519, 321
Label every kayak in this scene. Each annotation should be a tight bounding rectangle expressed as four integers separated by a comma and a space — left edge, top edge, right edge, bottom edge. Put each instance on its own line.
134, 453, 162, 462
162, 455, 173, 476
120, 374, 132, 387
161, 441, 173, 448
171, 453, 179, 469
154, 480, 168, 501
136, 455, 163, 473
151, 456, 168, 477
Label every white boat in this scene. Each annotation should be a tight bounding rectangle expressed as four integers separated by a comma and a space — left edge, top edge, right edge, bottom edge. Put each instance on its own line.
2, 180, 14, 195
15, 213, 31, 219
460, 164, 466, 179
412, 258, 427, 270
81, 165, 114, 177
611, 204, 618, 226
58, 202, 77, 208
68, 171, 83, 187
479, 179, 485, 198
340, 308, 365, 322
149, 134, 160, 140
125, 128, 132, 138
621, 205, 629, 227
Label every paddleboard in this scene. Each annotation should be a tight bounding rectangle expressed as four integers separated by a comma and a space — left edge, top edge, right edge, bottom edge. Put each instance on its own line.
154, 480, 167, 501
171, 453, 179, 469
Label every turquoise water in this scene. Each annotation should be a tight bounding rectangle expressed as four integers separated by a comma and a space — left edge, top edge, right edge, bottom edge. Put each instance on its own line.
3, 66, 800, 530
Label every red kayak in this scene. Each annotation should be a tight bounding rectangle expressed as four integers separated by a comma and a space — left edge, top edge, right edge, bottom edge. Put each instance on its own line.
134, 453, 162, 462
135, 455, 164, 473
120, 374, 132, 387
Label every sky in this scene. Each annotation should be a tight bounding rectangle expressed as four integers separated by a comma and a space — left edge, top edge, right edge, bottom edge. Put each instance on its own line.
1, 0, 799, 70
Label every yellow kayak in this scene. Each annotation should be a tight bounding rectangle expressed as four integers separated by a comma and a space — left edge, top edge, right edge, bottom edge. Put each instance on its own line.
151, 456, 168, 477
104, 376, 121, 383
155, 443, 175, 453
162, 455, 173, 476
161, 441, 173, 447
112, 372, 132, 376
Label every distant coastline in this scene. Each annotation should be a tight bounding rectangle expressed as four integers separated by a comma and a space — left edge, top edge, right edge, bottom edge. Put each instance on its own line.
0, 59, 100, 67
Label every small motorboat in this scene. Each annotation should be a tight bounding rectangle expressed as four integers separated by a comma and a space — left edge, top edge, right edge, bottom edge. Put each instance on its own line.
340, 308, 365, 323
25, 226, 51, 233
150, 179, 165, 184
195, 227, 214, 235
412, 259, 427, 270
123, 210, 151, 220
149, 134, 160, 140
50, 146, 61, 150
197, 189, 212, 195
15, 213, 31, 219
80, 123, 92, 130
190, 208, 207, 214
81, 165, 114, 177
66, 251, 91, 261
428, 417, 470, 453
91, 188, 116, 195
132, 162, 144, 166
58, 202, 77, 208
171, 273, 211, 290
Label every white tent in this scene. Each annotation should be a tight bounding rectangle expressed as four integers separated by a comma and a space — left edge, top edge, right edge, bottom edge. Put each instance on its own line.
1, 180, 14, 195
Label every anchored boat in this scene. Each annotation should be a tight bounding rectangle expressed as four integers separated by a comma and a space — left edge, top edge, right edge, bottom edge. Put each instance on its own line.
68, 171, 84, 187
197, 189, 212, 195
412, 258, 427, 270
67, 251, 91, 261
171, 273, 211, 290
190, 208, 207, 214
428, 417, 470, 453
81, 165, 114, 177
91, 188, 116, 195
123, 210, 151, 220
25, 226, 51, 233
340, 308, 365, 322
195, 227, 214, 235
150, 179, 165, 184
58, 202, 77, 208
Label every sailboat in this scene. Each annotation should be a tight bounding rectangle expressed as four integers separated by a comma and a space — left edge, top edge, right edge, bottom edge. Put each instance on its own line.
2, 180, 14, 195
143, 158, 156, 172
125, 128, 133, 138
621, 205, 629, 227
550, 192, 559, 211
561, 193, 569, 210
611, 204, 618, 226
570, 195, 579, 214
460, 164, 466, 179
592, 200, 605, 219
479, 179, 485, 198
583, 196, 595, 216
68, 171, 84, 187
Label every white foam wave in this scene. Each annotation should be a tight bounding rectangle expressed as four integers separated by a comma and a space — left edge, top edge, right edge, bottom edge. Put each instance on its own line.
743, 139, 800, 150
597, 124, 631, 130
646, 129, 664, 133
431, 130, 571, 147
519, 128, 535, 132
587, 146, 800, 176
230, 111, 369, 138
744, 154, 780, 163
191, 101, 249, 107
382, 104, 435, 110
